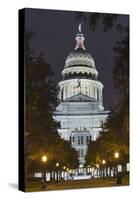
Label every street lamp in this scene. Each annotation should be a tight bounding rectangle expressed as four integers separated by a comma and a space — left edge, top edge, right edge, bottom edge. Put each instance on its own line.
102, 160, 106, 178
56, 162, 59, 167
56, 162, 60, 182
41, 155, 47, 188
63, 166, 66, 180
114, 152, 119, 177
66, 168, 69, 180
96, 164, 99, 168
96, 164, 99, 178
102, 160, 106, 165
42, 155, 47, 162
114, 152, 119, 159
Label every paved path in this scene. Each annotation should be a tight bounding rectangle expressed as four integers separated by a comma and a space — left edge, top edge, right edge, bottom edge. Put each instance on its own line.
26, 176, 129, 192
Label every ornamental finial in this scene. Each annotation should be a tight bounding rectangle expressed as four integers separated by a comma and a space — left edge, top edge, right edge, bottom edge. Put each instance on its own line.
78, 23, 83, 32
75, 23, 85, 50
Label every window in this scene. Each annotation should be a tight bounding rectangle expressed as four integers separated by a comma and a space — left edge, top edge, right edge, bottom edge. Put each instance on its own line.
86, 136, 89, 143
77, 136, 84, 145
78, 136, 80, 145
72, 136, 75, 143
81, 136, 83, 144
86, 135, 92, 143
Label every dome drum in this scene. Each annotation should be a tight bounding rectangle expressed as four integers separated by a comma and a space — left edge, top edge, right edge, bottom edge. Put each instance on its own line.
63, 72, 98, 81
62, 66, 98, 77
58, 79, 103, 103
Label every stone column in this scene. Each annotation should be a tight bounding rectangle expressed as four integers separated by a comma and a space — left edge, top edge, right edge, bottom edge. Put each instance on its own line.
69, 85, 71, 97
81, 83, 83, 94
101, 88, 103, 104
99, 87, 103, 103
90, 84, 92, 97
64, 85, 66, 100
97, 87, 99, 101
59, 86, 61, 100
95, 85, 97, 99
83, 134, 86, 146
82, 83, 85, 95
88, 85, 90, 96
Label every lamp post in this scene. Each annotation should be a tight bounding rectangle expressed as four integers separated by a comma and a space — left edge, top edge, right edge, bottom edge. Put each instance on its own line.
56, 162, 60, 183
67, 168, 69, 180
114, 152, 122, 184
114, 152, 119, 176
63, 166, 66, 179
102, 159, 106, 178
42, 155, 47, 162
63, 166, 66, 180
42, 155, 47, 188
96, 164, 99, 178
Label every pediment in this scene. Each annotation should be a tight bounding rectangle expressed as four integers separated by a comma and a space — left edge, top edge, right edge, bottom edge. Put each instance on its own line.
65, 92, 96, 102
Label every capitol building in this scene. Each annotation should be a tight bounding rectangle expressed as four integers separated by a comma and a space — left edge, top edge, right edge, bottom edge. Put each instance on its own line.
53, 24, 109, 170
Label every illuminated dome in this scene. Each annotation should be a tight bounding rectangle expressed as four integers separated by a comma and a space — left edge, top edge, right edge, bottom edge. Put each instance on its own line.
62, 24, 98, 79
64, 48, 95, 69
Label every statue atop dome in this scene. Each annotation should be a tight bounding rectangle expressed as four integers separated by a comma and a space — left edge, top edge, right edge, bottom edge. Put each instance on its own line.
78, 23, 82, 32
75, 23, 86, 50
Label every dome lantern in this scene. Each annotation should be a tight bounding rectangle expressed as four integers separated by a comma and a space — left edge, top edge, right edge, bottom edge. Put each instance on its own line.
62, 24, 99, 81
75, 23, 86, 50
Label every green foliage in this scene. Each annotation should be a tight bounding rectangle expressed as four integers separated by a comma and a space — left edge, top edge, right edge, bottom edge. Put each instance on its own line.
25, 31, 79, 176
113, 25, 129, 97
80, 14, 129, 167
76, 12, 118, 32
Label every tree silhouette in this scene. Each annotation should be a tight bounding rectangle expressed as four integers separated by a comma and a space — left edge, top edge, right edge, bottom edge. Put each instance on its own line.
25, 32, 79, 185
79, 13, 129, 169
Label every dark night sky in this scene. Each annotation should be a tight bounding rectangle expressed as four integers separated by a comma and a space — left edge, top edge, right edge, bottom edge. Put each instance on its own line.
25, 8, 129, 109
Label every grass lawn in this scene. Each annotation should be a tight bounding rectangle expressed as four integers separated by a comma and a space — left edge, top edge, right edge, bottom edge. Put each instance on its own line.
25, 176, 129, 192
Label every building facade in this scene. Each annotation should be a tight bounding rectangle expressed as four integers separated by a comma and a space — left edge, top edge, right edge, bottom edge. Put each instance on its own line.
53, 24, 109, 168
